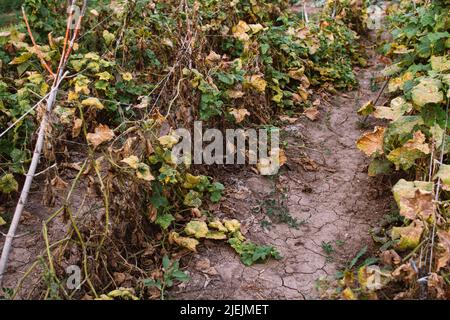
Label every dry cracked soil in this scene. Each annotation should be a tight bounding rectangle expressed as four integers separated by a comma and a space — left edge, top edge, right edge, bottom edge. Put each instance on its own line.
176, 45, 394, 300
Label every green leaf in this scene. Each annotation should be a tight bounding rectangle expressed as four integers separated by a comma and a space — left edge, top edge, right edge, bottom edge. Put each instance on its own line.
155, 213, 175, 230
162, 255, 170, 269
349, 246, 367, 269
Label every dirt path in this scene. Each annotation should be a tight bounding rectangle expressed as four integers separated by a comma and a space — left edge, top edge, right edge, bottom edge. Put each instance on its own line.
178, 49, 393, 300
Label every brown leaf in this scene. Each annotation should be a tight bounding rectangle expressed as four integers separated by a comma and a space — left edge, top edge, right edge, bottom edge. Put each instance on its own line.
205, 51, 221, 64
229, 108, 250, 123
356, 126, 386, 157
427, 273, 446, 299
51, 176, 68, 190
279, 115, 298, 123
72, 118, 83, 138
86, 124, 115, 148
436, 230, 450, 271
392, 263, 417, 283
292, 156, 319, 172
304, 107, 319, 121
380, 250, 401, 266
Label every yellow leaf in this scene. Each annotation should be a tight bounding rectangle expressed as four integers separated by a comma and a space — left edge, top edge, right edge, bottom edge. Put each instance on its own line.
96, 71, 113, 81
411, 78, 443, 108
121, 155, 140, 169
208, 220, 228, 233
356, 126, 385, 157
391, 220, 424, 251
170, 232, 199, 252
205, 231, 227, 240
86, 124, 115, 148
68, 91, 79, 101
158, 134, 179, 148
245, 74, 267, 92
223, 219, 240, 233
430, 55, 450, 72
121, 72, 133, 81
185, 220, 209, 239
9, 52, 32, 65
342, 287, 357, 300
388, 72, 413, 93
357, 100, 374, 116
248, 23, 264, 34
232, 20, 250, 41
373, 96, 412, 121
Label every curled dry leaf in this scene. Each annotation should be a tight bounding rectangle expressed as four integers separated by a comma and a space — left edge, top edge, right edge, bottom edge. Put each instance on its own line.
72, 118, 83, 138
356, 126, 386, 157
402, 131, 430, 154
279, 115, 298, 123
226, 90, 245, 99
358, 265, 391, 291
392, 263, 417, 283
86, 124, 114, 148
436, 230, 450, 271
229, 108, 250, 123
51, 176, 68, 190
232, 20, 250, 41
427, 273, 447, 299
380, 249, 401, 266
205, 51, 221, 64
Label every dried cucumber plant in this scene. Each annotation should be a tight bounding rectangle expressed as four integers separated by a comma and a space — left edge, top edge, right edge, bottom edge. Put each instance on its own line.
3, 0, 446, 300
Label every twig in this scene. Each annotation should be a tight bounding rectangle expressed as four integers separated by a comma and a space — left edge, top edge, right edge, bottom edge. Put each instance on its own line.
22, 7, 55, 77
362, 76, 390, 123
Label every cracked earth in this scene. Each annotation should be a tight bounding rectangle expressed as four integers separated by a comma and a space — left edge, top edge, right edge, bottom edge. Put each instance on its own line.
177, 48, 394, 300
